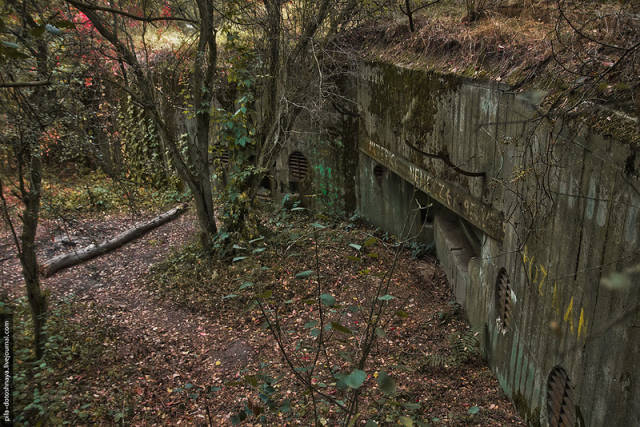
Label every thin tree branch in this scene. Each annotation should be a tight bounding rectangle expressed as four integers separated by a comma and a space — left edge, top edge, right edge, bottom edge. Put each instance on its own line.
64, 0, 197, 24
0, 178, 22, 256
405, 140, 486, 177
412, 0, 441, 13
0, 81, 50, 88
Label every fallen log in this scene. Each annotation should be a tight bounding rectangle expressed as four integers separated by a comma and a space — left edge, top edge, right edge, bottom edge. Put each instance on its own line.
40, 203, 188, 277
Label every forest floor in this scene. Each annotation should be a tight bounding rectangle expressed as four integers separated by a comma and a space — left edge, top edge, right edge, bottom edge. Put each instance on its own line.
1, 203, 525, 425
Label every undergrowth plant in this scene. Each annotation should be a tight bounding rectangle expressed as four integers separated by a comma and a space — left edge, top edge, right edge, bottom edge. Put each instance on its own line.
41, 172, 190, 218
149, 191, 482, 425
224, 201, 434, 425
6, 296, 132, 425
423, 331, 481, 370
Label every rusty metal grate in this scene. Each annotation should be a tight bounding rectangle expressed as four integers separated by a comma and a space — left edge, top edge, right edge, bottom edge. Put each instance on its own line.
496, 269, 512, 330
547, 366, 577, 427
288, 151, 309, 181
373, 164, 386, 184
219, 151, 230, 166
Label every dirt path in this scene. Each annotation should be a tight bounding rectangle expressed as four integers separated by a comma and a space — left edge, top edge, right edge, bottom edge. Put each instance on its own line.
3, 211, 277, 423
1, 211, 524, 425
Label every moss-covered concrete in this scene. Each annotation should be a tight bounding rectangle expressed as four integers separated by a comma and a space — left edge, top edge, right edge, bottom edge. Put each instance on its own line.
355, 60, 640, 427
277, 57, 640, 425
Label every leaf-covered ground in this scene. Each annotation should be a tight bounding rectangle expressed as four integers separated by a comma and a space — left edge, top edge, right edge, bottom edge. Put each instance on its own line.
1, 206, 524, 425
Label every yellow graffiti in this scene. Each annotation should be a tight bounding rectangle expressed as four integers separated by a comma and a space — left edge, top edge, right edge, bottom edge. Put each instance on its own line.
564, 297, 575, 333
578, 308, 587, 338
537, 265, 548, 296
528, 260, 534, 280
522, 246, 532, 267
521, 246, 589, 341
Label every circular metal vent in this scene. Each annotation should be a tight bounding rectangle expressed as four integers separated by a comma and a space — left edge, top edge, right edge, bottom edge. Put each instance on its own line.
373, 164, 386, 185
496, 268, 512, 330
547, 366, 577, 427
288, 151, 308, 181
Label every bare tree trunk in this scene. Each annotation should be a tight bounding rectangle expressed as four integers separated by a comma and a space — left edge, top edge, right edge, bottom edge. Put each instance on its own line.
19, 154, 47, 359
21, 22, 49, 360
2, 144, 48, 360
190, 0, 218, 246
405, 0, 415, 32
190, 180, 217, 247
41, 204, 187, 276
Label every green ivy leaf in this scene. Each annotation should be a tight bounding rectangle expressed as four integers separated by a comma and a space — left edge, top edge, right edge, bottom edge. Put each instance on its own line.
376, 371, 396, 395
363, 236, 377, 248
320, 293, 336, 307
1, 41, 19, 49
378, 294, 395, 301
344, 369, 366, 389
375, 327, 385, 338
245, 375, 258, 387
279, 399, 291, 413
232, 256, 247, 262
238, 282, 254, 290
349, 243, 362, 251
295, 270, 314, 279
45, 24, 63, 35
396, 310, 409, 318
237, 136, 249, 147
231, 411, 246, 424
468, 406, 480, 415
257, 290, 273, 299
310, 328, 321, 337
403, 402, 421, 410
330, 322, 352, 335
397, 416, 413, 427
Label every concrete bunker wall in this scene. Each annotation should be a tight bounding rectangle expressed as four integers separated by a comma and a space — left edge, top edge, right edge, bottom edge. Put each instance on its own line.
353, 61, 640, 426
271, 104, 359, 216
357, 152, 434, 243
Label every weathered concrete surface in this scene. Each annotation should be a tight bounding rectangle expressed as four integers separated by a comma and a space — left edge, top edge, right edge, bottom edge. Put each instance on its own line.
270, 95, 359, 217
354, 61, 640, 426
357, 152, 433, 242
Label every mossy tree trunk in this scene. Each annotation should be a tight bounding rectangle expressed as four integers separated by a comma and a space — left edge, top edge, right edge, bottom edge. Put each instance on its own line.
0, 3, 51, 359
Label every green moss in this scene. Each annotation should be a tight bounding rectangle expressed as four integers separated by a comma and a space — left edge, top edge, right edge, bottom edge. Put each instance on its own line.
581, 110, 640, 148
613, 82, 631, 91
512, 391, 541, 427
368, 61, 462, 138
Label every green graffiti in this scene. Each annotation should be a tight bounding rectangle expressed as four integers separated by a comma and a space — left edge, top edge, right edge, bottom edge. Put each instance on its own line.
313, 163, 342, 215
